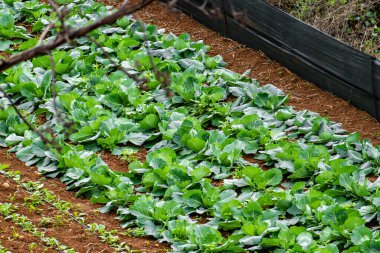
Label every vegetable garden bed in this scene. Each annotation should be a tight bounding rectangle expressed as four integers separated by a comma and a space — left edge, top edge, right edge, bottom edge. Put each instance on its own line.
2, 0, 380, 252
135, 1, 380, 145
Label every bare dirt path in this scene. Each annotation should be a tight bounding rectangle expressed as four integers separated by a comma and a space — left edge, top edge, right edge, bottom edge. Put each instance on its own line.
0, 215, 54, 253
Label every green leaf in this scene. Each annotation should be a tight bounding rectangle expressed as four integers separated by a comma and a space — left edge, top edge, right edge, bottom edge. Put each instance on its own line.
90, 172, 113, 186
239, 236, 262, 246
351, 226, 372, 245
0, 40, 12, 51
183, 189, 203, 208
253, 93, 270, 108
20, 82, 43, 100
178, 59, 205, 71
278, 227, 296, 249
315, 171, 334, 184
316, 244, 339, 253
347, 132, 361, 144
143, 172, 164, 189
168, 167, 192, 187
291, 181, 306, 193
191, 225, 224, 250
253, 168, 282, 190
32, 55, 50, 69
125, 132, 152, 146
152, 200, 183, 222
17, 38, 38, 50
187, 137, 206, 152
140, 114, 159, 130
69, 126, 99, 143
339, 173, 353, 191
322, 205, 348, 226
130, 195, 154, 221
0, 13, 14, 29
59, 92, 79, 110
297, 232, 314, 251
173, 38, 187, 50
191, 166, 211, 181
14, 123, 29, 136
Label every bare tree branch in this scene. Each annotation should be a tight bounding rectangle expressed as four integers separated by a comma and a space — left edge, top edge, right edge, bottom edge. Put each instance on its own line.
0, 0, 156, 150
0, 0, 154, 72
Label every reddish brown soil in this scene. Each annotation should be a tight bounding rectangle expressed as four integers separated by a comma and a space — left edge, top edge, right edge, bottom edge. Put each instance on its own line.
0, 174, 116, 253
368, 175, 377, 182
36, 114, 47, 125
100, 148, 147, 173
0, 216, 53, 253
211, 180, 224, 187
101, 150, 129, 173
135, 147, 148, 162
0, 149, 168, 253
243, 155, 271, 170
16, 22, 33, 34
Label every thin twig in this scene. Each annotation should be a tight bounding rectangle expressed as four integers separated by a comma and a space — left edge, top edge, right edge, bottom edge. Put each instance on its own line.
0, 0, 154, 150
38, 22, 55, 46
0, 86, 53, 146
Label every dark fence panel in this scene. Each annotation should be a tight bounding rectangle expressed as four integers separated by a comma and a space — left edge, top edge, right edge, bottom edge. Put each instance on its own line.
223, 0, 374, 95
375, 60, 380, 99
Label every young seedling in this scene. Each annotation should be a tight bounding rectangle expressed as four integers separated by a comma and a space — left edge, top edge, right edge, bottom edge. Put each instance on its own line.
0, 203, 78, 253
0, 167, 133, 252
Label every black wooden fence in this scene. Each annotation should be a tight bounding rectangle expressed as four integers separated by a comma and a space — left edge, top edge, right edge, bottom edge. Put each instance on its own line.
162, 0, 380, 119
